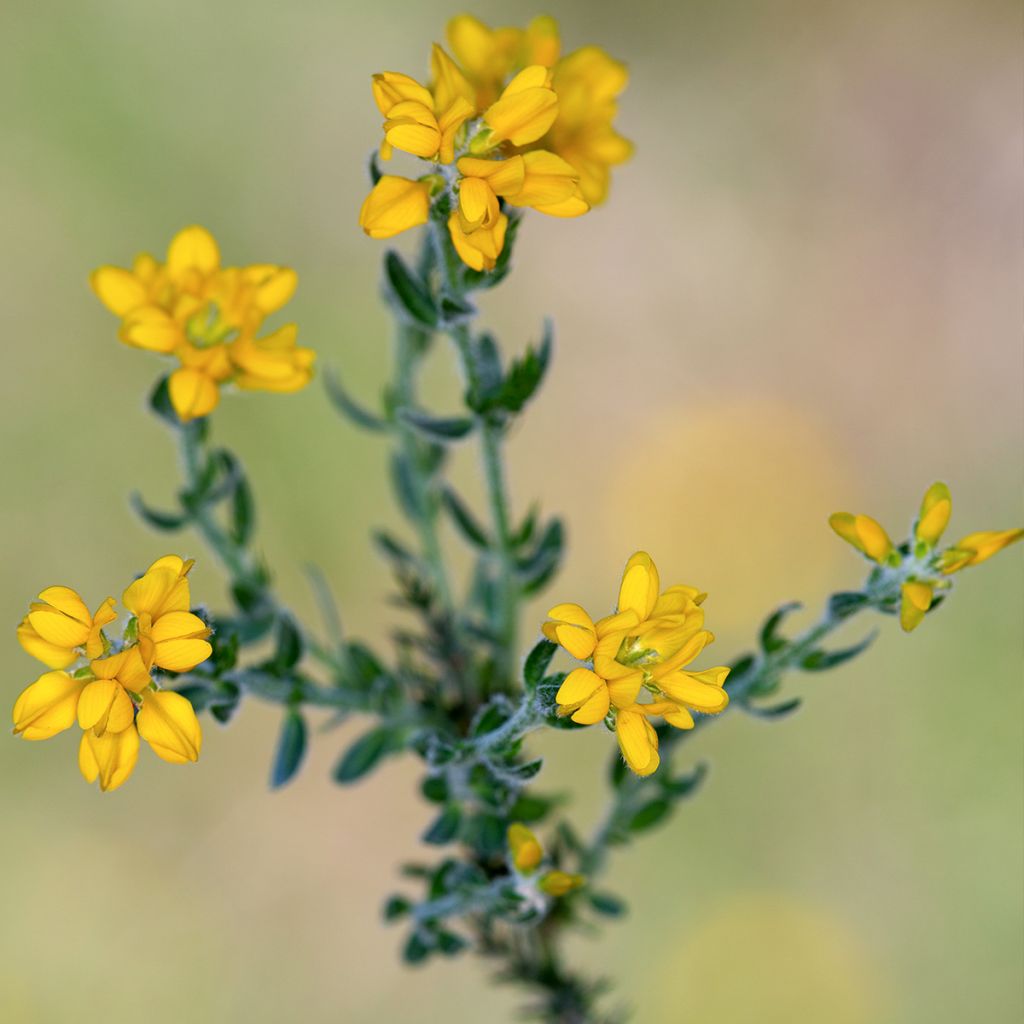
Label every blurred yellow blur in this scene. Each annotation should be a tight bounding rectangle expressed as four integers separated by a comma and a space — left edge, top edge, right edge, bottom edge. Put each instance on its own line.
1, 1, 1020, 1022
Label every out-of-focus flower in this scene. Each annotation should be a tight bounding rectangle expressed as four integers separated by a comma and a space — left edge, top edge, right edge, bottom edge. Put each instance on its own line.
506, 823, 585, 897
91, 226, 314, 421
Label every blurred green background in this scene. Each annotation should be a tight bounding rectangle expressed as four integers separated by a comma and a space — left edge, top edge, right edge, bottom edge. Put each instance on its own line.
2, 1, 1021, 1021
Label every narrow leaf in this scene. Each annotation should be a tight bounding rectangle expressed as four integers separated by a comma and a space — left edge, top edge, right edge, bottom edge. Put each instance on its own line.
333, 726, 395, 784
385, 250, 437, 327
270, 710, 307, 789
324, 367, 389, 432
760, 601, 802, 654
441, 487, 490, 548
422, 805, 462, 845
130, 492, 188, 531
744, 696, 802, 719
801, 631, 877, 671
399, 408, 474, 441
523, 639, 557, 691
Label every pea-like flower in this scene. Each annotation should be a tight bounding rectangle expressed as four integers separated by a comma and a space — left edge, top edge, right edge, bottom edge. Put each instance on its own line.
358, 17, 623, 271
543, 552, 730, 776
830, 482, 1022, 632
12, 555, 211, 791
91, 226, 315, 422
507, 823, 584, 898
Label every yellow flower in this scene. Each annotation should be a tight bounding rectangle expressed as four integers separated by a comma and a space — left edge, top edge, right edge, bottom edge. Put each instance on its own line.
455, 156, 527, 232
18, 587, 116, 668
543, 552, 728, 774
12, 555, 208, 791
545, 46, 633, 206
373, 55, 475, 164
939, 529, 1024, 574
508, 822, 544, 873
483, 66, 559, 148
828, 512, 894, 564
447, 211, 509, 272
359, 176, 432, 240
538, 870, 585, 896
91, 226, 312, 422
504, 151, 589, 218
832, 483, 1022, 632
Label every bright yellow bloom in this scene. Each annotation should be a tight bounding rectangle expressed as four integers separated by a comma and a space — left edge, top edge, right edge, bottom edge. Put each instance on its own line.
831, 483, 1022, 632
483, 66, 559, 147
508, 822, 544, 873
91, 226, 313, 422
506, 823, 584, 896
543, 552, 728, 775
447, 212, 509, 272
18, 587, 116, 669
359, 176, 432, 240
12, 555, 208, 791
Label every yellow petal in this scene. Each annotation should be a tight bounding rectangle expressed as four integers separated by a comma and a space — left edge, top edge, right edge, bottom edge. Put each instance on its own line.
447, 213, 508, 271
484, 66, 558, 146
153, 638, 213, 673
81, 725, 139, 792
455, 156, 526, 196
137, 689, 202, 764
17, 618, 76, 669
384, 100, 441, 158
123, 567, 190, 619
359, 176, 431, 240
507, 823, 543, 873
571, 684, 610, 725
555, 667, 603, 709
246, 265, 298, 313
942, 528, 1024, 572
372, 71, 434, 115
616, 709, 659, 776
166, 225, 220, 278
506, 150, 581, 207
168, 367, 220, 422
606, 671, 643, 709
658, 671, 730, 712
120, 306, 182, 353
459, 176, 500, 231
12, 671, 84, 740
27, 607, 90, 649
90, 266, 148, 316
916, 482, 951, 546
829, 512, 892, 563
77, 679, 122, 732
431, 44, 476, 113
37, 586, 90, 623
538, 870, 585, 897
900, 581, 934, 632
617, 552, 660, 621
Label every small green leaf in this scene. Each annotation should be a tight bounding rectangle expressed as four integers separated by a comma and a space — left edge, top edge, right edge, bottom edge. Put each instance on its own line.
272, 614, 304, 672
333, 725, 398, 784
588, 891, 627, 917
230, 475, 255, 546
744, 697, 802, 719
435, 929, 468, 956
760, 602, 803, 654
523, 638, 557, 691
801, 631, 877, 671
324, 367, 389, 432
422, 804, 462, 845
148, 375, 181, 428
464, 333, 504, 411
662, 761, 708, 799
421, 775, 449, 804
270, 710, 307, 789
439, 293, 475, 326
399, 408, 475, 441
384, 250, 437, 327
130, 492, 188, 531
498, 321, 553, 414
389, 452, 424, 520
382, 895, 411, 921
628, 799, 671, 833
461, 813, 506, 856
402, 929, 433, 965
828, 591, 870, 621
517, 519, 564, 595
441, 487, 490, 548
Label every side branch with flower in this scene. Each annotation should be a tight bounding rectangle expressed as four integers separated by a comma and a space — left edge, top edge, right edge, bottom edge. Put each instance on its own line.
11, 12, 1020, 1024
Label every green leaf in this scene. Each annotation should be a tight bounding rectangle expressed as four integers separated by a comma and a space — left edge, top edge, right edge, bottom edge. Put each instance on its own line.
828, 591, 870, 621
324, 367, 389, 432
399, 408, 475, 441
588, 891, 627, 917
744, 697, 802, 719
368, 150, 384, 185
662, 761, 708, 799
422, 804, 463, 845
628, 799, 671, 833
523, 639, 557, 692
435, 929, 468, 956
389, 452, 424, 520
498, 321, 553, 413
402, 930, 433, 965
800, 631, 877, 671
230, 475, 255, 546
421, 775, 449, 804
272, 614, 304, 672
148, 375, 182, 428
464, 333, 504, 412
461, 813, 506, 856
441, 487, 490, 548
760, 602, 802, 653
384, 250, 437, 328
517, 519, 564, 595
130, 492, 188, 531
439, 293, 475, 326
333, 725, 398, 784
508, 793, 556, 823
383, 895, 411, 921
270, 710, 307, 789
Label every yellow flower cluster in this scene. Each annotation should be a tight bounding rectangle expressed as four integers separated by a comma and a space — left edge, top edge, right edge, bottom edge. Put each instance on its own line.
830, 482, 1023, 632
91, 226, 314, 421
359, 14, 631, 271
544, 553, 729, 777
507, 823, 584, 897
13, 556, 211, 791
